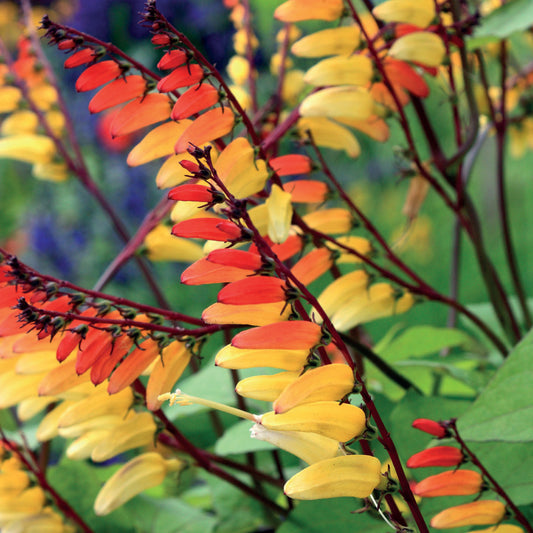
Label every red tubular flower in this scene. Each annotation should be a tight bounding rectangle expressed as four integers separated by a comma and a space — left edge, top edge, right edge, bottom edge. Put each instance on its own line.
407, 446, 464, 468
412, 418, 447, 438
88, 76, 147, 114
413, 470, 483, 497
170, 84, 220, 120
75, 60, 123, 92
90, 335, 135, 385
282, 180, 329, 203
269, 154, 313, 176
231, 320, 322, 350
181, 257, 255, 285
64, 48, 95, 69
157, 49, 188, 70
217, 276, 287, 304
179, 160, 201, 174
57, 39, 76, 51
152, 34, 172, 46
172, 217, 241, 241
168, 184, 214, 203
156, 64, 205, 92
174, 107, 235, 154
207, 249, 263, 270
110, 94, 172, 137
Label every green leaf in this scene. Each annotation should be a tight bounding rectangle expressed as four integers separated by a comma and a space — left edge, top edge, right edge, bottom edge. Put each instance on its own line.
121, 495, 217, 533
171, 364, 236, 417
215, 419, 275, 455
47, 458, 133, 533
277, 499, 387, 533
457, 327, 533, 442
201, 471, 272, 533
468, 0, 533, 48
379, 326, 477, 362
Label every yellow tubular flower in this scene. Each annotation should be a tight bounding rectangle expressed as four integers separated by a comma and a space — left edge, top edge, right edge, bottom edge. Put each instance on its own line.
36, 401, 75, 442
66, 429, 112, 461
0, 487, 46, 527
0, 471, 30, 497
274, 0, 344, 22
32, 161, 69, 182
94, 452, 184, 516
388, 32, 445, 68
304, 55, 373, 87
467, 526, 523, 533
300, 86, 374, 121
331, 283, 414, 332
227, 55, 252, 86
250, 424, 341, 464
215, 345, 310, 371
302, 208, 353, 234
281, 69, 306, 105
146, 341, 192, 411
298, 117, 361, 157
292, 26, 360, 58
266, 184, 293, 244
57, 387, 133, 429
284, 455, 382, 500
17, 396, 56, 422
260, 401, 366, 442
44, 110, 66, 136
317, 269, 370, 315
1, 511, 70, 533
214, 137, 268, 199
236, 372, 300, 402
0, 111, 38, 135
373, 0, 435, 28
28, 84, 58, 111
0, 134, 56, 165
273, 364, 355, 413
0, 371, 46, 408
127, 121, 192, 166
144, 224, 204, 262
431, 500, 507, 529
0, 86, 22, 112
91, 412, 157, 462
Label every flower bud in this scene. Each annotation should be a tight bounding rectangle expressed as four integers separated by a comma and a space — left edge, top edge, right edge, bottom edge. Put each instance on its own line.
412, 418, 447, 438
414, 470, 483, 497
407, 446, 463, 468
431, 500, 506, 529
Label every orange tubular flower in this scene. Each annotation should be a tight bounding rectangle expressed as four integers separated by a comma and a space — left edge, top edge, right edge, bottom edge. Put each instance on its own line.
156, 64, 205, 92
290, 247, 333, 286
88, 76, 147, 113
75, 60, 123, 92
202, 301, 291, 326
282, 180, 329, 203
76, 332, 133, 376
107, 338, 161, 394
170, 84, 220, 120
407, 446, 464, 468
413, 470, 484, 497
110, 94, 172, 137
383, 58, 430, 98
181, 257, 255, 285
430, 500, 506, 529
217, 276, 287, 304
215, 345, 310, 371
172, 217, 241, 241
174, 107, 235, 154
269, 154, 313, 176
249, 234, 304, 261
231, 321, 322, 350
